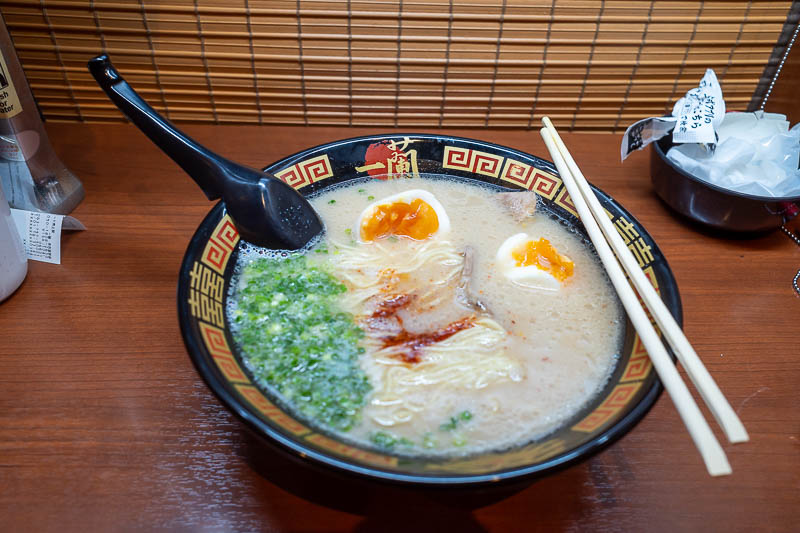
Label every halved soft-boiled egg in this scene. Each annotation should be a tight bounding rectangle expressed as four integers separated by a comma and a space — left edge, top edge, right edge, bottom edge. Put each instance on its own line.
357, 189, 450, 242
496, 233, 574, 290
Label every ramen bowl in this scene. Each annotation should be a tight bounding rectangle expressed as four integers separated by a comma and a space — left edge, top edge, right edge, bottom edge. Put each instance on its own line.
179, 134, 681, 487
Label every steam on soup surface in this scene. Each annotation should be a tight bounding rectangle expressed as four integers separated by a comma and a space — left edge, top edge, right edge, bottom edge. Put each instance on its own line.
228, 177, 624, 456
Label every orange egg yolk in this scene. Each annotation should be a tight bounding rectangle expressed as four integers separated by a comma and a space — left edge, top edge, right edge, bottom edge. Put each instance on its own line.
511, 238, 575, 282
360, 198, 440, 241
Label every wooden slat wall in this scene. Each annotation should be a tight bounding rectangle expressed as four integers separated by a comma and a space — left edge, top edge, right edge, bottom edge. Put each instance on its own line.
0, 0, 793, 131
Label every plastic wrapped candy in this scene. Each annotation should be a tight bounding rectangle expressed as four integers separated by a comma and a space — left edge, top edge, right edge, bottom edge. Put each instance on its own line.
666, 111, 800, 198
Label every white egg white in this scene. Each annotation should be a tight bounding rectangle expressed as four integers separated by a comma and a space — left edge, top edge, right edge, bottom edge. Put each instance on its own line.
495, 233, 565, 291
356, 189, 451, 242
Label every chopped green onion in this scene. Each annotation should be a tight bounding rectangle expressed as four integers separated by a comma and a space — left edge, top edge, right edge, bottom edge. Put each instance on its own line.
371, 431, 414, 450
231, 254, 370, 432
440, 410, 473, 431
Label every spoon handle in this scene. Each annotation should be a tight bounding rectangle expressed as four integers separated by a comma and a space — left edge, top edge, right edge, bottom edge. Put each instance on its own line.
88, 54, 231, 200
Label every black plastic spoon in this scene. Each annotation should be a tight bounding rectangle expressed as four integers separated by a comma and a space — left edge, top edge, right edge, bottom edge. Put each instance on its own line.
88, 54, 323, 250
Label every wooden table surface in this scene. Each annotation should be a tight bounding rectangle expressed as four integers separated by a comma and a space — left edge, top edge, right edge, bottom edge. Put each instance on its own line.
1, 124, 798, 532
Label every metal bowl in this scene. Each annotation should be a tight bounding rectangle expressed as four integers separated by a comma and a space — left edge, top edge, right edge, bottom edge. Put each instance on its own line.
650, 136, 800, 233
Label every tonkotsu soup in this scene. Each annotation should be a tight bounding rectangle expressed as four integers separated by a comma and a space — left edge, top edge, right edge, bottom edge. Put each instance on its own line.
228, 177, 624, 457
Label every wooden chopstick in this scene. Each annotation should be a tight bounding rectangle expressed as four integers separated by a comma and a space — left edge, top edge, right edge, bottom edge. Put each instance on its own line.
541, 117, 748, 444
541, 118, 749, 446
539, 122, 733, 477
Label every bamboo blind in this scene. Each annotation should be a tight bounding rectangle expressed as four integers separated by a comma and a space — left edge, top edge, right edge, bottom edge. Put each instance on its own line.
0, 0, 794, 131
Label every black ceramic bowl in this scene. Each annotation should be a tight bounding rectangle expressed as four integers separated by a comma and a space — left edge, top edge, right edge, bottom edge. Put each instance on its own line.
178, 134, 681, 487
651, 137, 800, 233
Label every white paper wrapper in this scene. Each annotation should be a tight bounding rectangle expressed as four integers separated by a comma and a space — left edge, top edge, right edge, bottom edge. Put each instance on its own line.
670, 69, 726, 144
621, 69, 725, 160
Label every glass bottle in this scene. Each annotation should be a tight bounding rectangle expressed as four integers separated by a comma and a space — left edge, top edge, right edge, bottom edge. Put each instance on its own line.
0, 12, 83, 214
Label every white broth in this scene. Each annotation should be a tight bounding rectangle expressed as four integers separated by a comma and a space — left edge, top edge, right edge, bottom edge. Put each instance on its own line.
230, 176, 624, 457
